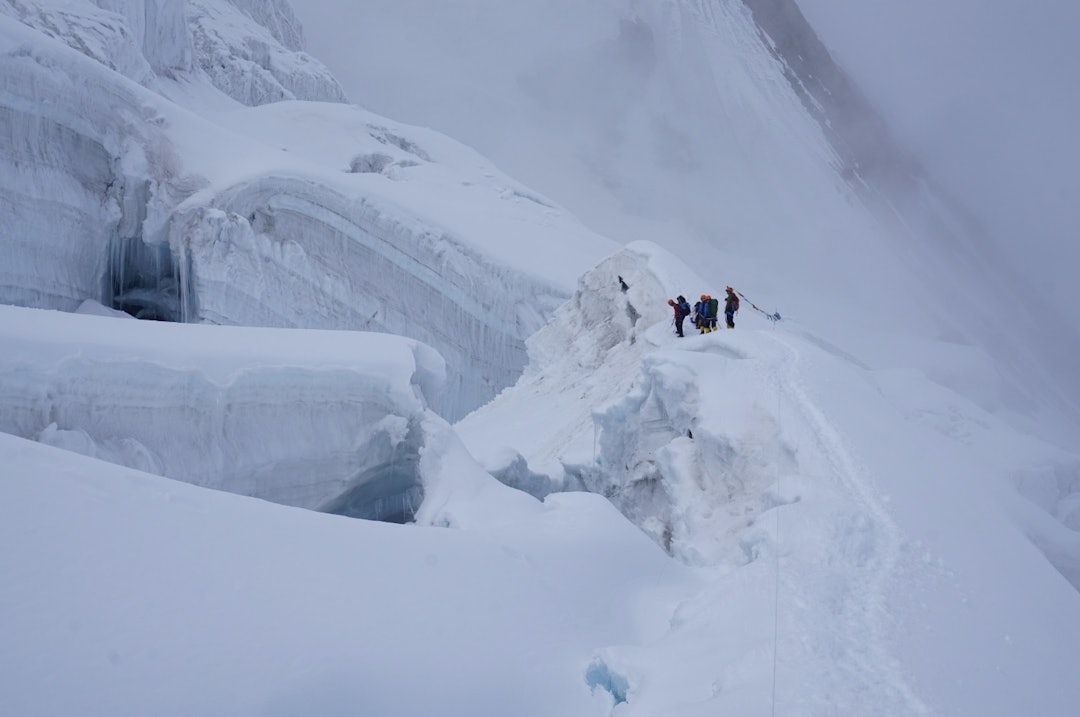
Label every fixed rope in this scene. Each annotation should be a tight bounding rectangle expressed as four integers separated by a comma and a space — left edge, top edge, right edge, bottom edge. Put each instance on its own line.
736, 290, 781, 323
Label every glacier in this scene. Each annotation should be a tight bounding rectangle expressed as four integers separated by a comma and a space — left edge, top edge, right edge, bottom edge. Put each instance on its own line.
458, 242, 1080, 713
2, 1, 1080, 716
0, 303, 448, 519
0, 3, 616, 419
296, 0, 1080, 436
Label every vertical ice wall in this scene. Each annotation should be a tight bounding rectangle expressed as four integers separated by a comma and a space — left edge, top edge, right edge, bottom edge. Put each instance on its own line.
168, 177, 553, 419
1, 4, 541, 418
186, 0, 348, 105
0, 14, 148, 311
91, 0, 192, 75
0, 0, 341, 311
0, 304, 446, 520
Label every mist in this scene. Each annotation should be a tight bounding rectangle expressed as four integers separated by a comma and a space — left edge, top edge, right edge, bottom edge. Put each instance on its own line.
289, 0, 1080, 427
795, 0, 1080, 313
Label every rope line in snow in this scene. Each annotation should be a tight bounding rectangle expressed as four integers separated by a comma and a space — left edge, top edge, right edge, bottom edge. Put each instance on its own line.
736, 290, 782, 323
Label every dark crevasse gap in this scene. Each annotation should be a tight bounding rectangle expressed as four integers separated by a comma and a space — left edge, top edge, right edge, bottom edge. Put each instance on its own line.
320, 424, 425, 524
585, 658, 630, 706
105, 235, 193, 321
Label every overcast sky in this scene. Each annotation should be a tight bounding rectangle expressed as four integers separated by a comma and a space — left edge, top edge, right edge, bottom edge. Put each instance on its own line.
794, 0, 1079, 310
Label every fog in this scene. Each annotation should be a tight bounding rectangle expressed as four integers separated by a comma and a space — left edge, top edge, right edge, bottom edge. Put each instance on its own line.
796, 0, 1080, 313
293, 1, 1076, 318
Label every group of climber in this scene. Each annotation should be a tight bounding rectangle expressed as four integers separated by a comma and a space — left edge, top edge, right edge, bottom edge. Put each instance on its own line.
667, 287, 740, 337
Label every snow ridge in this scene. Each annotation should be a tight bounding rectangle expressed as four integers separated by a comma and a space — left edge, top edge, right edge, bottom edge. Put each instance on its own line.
457, 242, 935, 711
762, 333, 927, 713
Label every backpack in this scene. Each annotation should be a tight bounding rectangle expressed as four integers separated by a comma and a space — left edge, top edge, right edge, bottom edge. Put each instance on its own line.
706, 297, 719, 318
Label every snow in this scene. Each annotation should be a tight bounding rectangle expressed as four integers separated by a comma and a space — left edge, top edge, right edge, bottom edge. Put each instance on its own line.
0, 303, 447, 515
0, 430, 694, 717
186, 0, 348, 105
0, 6, 616, 418
456, 243, 1080, 714
294, 0, 1080, 436
1, 2, 1079, 716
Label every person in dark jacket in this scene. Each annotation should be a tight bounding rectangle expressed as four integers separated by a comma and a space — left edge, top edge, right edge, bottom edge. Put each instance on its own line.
694, 295, 709, 333
668, 296, 690, 337
676, 295, 691, 336
724, 286, 740, 328
705, 294, 719, 331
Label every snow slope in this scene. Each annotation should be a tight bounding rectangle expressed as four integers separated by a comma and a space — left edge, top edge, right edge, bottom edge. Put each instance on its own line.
1, 2, 1079, 716
0, 430, 695, 717
295, 0, 1080, 438
458, 242, 1080, 715
4, 241, 1077, 715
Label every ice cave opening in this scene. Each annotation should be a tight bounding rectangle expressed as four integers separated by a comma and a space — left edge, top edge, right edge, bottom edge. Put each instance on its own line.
105, 236, 192, 322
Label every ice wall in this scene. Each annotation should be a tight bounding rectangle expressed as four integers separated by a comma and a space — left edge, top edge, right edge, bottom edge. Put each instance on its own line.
186, 0, 347, 105
0, 0, 194, 80
170, 177, 543, 420
0, 15, 156, 311
0, 0, 345, 102
459, 241, 1080, 592
0, 305, 444, 520
1, 7, 606, 420
0, 0, 158, 84
100, 0, 192, 74
457, 242, 798, 564
0, 1, 338, 313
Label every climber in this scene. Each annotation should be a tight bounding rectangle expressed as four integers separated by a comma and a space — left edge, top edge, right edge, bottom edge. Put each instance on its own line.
705, 293, 719, 332
694, 295, 709, 333
724, 286, 740, 328
668, 295, 691, 337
